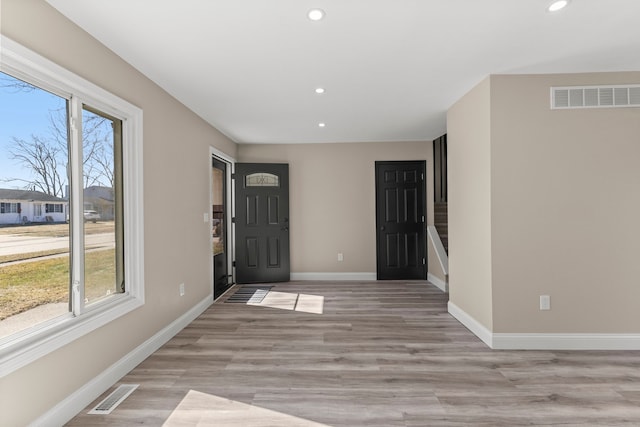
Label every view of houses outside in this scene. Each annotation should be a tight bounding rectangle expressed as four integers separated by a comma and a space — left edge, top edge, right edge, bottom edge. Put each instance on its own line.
0, 72, 119, 339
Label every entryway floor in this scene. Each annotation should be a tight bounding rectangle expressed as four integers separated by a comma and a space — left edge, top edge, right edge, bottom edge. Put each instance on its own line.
66, 281, 640, 426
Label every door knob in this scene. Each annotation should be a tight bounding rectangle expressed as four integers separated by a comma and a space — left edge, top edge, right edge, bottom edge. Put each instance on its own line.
380, 226, 385, 231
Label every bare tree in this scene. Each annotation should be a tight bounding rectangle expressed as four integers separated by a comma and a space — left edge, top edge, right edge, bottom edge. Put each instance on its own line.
82, 112, 114, 188
6, 135, 67, 197
2, 73, 115, 193
1, 75, 67, 195
92, 143, 115, 188
0, 75, 37, 93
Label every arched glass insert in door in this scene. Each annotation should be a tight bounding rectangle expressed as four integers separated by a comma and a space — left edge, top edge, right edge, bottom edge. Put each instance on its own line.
245, 172, 279, 187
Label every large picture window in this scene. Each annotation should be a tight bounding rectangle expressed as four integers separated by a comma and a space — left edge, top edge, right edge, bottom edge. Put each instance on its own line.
0, 36, 144, 376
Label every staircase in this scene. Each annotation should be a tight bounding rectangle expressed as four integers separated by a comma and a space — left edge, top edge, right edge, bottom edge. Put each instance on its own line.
434, 202, 448, 254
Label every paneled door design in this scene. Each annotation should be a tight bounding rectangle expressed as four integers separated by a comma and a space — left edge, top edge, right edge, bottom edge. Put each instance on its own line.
375, 161, 427, 280
235, 163, 290, 283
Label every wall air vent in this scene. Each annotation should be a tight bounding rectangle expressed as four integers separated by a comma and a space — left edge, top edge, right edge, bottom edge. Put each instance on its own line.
88, 384, 139, 415
551, 85, 640, 109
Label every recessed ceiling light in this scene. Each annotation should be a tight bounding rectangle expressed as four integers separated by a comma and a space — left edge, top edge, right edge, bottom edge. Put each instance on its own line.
318, 122, 326, 128
308, 9, 325, 21
547, 0, 569, 12
315, 88, 325, 94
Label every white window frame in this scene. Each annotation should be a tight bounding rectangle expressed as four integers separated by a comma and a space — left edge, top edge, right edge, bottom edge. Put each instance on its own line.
45, 203, 63, 213
0, 35, 145, 377
1, 202, 19, 213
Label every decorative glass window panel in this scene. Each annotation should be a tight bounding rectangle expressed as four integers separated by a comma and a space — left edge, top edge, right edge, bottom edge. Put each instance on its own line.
246, 173, 279, 187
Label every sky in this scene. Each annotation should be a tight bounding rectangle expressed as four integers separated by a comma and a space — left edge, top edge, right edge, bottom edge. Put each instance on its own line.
0, 71, 68, 189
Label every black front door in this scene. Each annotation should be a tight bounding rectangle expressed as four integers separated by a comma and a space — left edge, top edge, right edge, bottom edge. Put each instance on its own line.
235, 163, 290, 284
375, 161, 427, 280
212, 157, 231, 299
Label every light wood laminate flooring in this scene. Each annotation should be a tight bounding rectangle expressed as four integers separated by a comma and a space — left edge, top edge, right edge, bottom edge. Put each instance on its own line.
67, 281, 640, 426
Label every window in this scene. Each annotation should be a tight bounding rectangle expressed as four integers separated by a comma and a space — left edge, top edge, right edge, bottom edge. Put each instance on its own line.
0, 202, 19, 214
45, 203, 64, 213
0, 36, 144, 376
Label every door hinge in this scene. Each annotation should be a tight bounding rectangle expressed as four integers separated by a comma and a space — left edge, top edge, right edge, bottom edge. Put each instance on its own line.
232, 261, 236, 267
422, 258, 426, 265
231, 173, 236, 180
421, 173, 424, 180
231, 217, 236, 223
422, 215, 425, 223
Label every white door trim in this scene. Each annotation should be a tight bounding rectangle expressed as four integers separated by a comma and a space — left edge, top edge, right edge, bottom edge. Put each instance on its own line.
209, 147, 235, 298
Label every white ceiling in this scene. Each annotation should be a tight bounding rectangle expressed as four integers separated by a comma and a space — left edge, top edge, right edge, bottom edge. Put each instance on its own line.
47, 0, 640, 144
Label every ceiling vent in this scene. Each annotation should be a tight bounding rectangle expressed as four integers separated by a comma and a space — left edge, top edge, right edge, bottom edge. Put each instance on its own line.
551, 85, 640, 109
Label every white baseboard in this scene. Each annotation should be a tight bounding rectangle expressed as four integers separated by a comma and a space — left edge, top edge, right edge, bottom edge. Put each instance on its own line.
447, 301, 493, 347
492, 333, 640, 350
290, 272, 377, 281
427, 225, 448, 276
448, 301, 640, 350
427, 273, 448, 292
31, 295, 213, 427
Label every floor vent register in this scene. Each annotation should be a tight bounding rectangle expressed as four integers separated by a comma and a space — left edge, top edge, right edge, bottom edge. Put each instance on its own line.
88, 384, 139, 415
225, 286, 272, 304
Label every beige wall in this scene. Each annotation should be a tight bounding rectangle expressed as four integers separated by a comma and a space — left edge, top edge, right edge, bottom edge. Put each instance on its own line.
447, 77, 494, 330
238, 141, 433, 274
490, 72, 640, 333
448, 72, 640, 336
1, 1, 237, 425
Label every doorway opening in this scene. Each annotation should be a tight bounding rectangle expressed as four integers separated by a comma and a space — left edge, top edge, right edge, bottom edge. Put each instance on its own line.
211, 153, 234, 299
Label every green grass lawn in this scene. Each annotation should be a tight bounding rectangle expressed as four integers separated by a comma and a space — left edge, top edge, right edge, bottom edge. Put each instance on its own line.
0, 249, 71, 264
0, 249, 117, 320
0, 221, 114, 238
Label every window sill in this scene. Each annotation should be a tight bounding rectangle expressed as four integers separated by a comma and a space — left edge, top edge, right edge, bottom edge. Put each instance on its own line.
0, 294, 143, 378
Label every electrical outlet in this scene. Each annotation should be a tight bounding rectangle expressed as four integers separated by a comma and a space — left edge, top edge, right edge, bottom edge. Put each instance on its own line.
179, 283, 185, 297
337, 252, 344, 262
540, 295, 550, 310
203, 213, 209, 223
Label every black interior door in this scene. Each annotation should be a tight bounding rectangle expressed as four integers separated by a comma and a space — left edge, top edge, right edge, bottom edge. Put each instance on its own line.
375, 161, 426, 280
235, 163, 290, 284
212, 157, 230, 299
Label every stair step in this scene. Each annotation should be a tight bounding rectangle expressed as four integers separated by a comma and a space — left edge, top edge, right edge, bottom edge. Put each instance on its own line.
433, 201, 448, 254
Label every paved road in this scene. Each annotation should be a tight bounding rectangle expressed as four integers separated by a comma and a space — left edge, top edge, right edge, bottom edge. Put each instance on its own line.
0, 233, 115, 257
